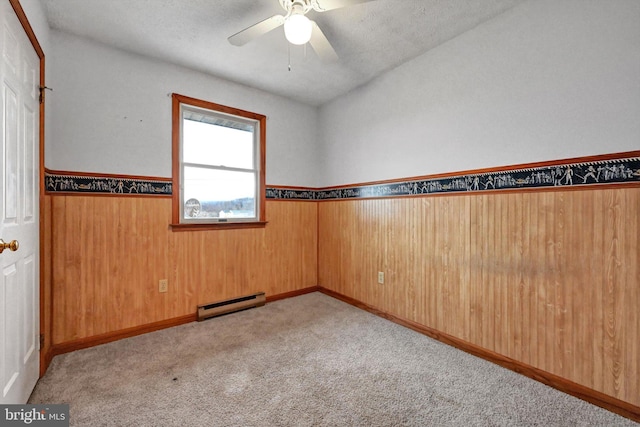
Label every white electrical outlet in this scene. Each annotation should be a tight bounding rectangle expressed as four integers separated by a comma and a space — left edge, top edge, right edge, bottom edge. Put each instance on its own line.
377, 272, 384, 284
159, 279, 168, 293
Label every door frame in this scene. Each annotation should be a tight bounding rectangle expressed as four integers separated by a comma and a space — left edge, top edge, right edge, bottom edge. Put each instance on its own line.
8, 0, 47, 376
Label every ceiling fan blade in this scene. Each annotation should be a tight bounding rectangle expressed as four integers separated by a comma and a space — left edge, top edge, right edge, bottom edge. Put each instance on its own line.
309, 21, 339, 63
228, 15, 285, 46
312, 0, 376, 12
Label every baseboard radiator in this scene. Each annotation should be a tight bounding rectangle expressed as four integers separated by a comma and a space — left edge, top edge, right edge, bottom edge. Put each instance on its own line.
197, 292, 266, 321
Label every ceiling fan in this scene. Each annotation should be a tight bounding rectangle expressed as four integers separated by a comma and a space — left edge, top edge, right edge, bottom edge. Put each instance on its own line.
228, 0, 375, 63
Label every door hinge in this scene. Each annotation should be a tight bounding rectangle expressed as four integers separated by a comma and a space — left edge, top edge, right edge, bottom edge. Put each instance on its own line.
38, 86, 53, 104
39, 334, 45, 349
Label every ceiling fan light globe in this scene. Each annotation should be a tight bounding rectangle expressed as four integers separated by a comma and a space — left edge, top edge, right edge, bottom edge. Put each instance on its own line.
284, 14, 312, 45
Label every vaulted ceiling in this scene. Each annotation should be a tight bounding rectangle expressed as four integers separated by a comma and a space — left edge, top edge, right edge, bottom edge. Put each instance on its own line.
39, 0, 525, 106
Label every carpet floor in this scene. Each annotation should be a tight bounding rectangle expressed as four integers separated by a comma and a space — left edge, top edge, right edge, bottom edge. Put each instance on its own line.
29, 292, 637, 426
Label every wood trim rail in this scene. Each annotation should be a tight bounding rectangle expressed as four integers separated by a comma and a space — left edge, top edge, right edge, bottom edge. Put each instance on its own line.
320, 150, 640, 190
318, 287, 640, 423
311, 150, 640, 201
43, 151, 640, 200
9, 0, 44, 58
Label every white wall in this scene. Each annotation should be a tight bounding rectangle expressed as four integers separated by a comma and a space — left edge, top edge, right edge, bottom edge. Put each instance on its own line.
19, 0, 49, 53
318, 0, 640, 187
19, 0, 51, 173
46, 30, 321, 187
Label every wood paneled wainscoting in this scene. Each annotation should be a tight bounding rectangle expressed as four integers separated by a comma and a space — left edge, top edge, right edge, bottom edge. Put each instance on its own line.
43, 195, 318, 351
41, 153, 639, 420
318, 187, 640, 416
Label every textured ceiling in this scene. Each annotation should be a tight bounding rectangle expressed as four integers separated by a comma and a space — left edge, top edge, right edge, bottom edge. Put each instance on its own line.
39, 0, 525, 106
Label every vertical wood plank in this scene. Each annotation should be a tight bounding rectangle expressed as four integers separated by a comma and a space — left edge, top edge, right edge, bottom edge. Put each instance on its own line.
468, 195, 482, 348
571, 191, 590, 387
483, 194, 496, 351
592, 190, 606, 393
627, 188, 640, 403
603, 190, 624, 399
50, 186, 640, 408
51, 197, 317, 343
318, 187, 639, 407
518, 193, 537, 366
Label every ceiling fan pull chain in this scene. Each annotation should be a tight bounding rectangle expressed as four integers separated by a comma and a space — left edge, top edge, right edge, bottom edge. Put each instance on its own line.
288, 42, 292, 71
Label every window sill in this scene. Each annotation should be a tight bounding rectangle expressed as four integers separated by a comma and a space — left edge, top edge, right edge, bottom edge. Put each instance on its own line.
170, 221, 268, 232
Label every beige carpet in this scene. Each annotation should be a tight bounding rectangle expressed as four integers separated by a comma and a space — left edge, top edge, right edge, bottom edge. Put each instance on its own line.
29, 292, 636, 426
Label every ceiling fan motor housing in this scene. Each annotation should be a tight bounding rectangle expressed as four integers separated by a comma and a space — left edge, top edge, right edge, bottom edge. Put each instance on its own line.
229, 0, 358, 62
280, 0, 312, 16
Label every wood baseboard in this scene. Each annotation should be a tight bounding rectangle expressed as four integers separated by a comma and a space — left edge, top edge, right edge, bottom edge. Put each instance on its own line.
50, 313, 198, 358
47, 286, 321, 360
318, 287, 640, 423
40, 348, 54, 377
266, 285, 319, 303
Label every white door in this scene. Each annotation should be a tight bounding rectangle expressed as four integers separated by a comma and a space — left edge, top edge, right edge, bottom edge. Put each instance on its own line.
0, 0, 40, 404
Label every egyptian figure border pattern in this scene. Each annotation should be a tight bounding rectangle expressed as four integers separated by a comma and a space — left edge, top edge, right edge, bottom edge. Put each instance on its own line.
311, 155, 640, 201
45, 153, 640, 200
45, 172, 173, 196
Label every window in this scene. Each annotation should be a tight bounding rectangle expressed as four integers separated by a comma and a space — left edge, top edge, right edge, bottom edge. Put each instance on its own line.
171, 94, 266, 230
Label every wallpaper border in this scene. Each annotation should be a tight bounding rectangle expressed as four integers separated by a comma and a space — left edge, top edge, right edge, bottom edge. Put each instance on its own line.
45, 170, 173, 196
310, 152, 640, 201
45, 151, 640, 200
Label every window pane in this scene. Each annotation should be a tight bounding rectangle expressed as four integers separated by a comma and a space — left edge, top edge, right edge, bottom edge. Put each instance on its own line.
172, 93, 266, 227
183, 118, 254, 169
183, 166, 256, 219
